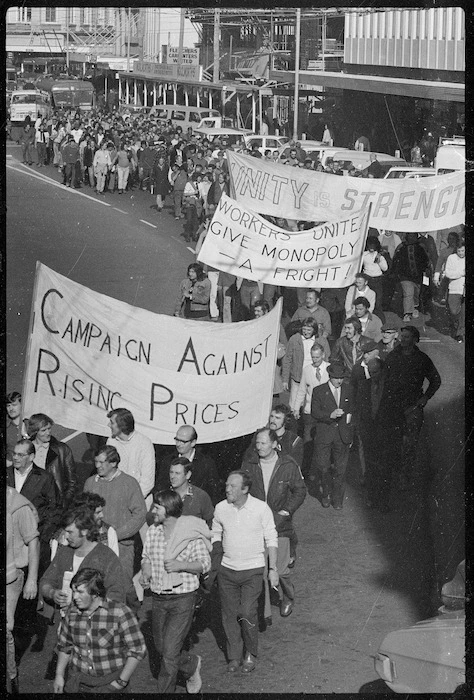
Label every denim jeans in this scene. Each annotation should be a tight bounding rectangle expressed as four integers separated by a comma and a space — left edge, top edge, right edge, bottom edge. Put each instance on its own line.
7, 569, 24, 680
217, 565, 264, 661
152, 591, 198, 693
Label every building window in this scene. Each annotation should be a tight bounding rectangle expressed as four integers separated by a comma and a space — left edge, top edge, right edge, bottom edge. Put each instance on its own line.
17, 7, 32, 22
45, 8, 56, 23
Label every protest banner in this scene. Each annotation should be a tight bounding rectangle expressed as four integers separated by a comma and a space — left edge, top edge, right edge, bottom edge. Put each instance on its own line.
22, 263, 281, 444
197, 193, 370, 288
227, 151, 465, 232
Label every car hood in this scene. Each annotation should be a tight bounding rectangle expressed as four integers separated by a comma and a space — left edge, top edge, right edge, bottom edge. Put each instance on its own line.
378, 612, 465, 670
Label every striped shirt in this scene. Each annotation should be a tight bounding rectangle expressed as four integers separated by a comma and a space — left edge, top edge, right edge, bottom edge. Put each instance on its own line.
211, 494, 278, 571
56, 599, 146, 676
142, 524, 210, 595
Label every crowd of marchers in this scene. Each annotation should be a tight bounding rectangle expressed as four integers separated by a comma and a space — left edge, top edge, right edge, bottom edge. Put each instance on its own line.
7, 284, 448, 692
7, 108, 464, 693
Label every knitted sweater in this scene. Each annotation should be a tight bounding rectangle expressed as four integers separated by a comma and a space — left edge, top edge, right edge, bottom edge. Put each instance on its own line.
83, 470, 146, 543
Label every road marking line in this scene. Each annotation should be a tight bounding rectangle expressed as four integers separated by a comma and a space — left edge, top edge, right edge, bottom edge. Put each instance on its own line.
419, 338, 441, 343
187, 246, 196, 253
140, 219, 157, 228
113, 207, 128, 214
6, 163, 112, 206
6, 154, 12, 158
62, 430, 82, 443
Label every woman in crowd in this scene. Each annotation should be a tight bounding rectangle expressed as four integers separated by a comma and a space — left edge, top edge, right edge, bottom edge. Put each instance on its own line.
174, 262, 212, 321
361, 235, 388, 324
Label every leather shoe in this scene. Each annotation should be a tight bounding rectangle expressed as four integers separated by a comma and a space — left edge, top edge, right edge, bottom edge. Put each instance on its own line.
321, 495, 331, 508
227, 660, 240, 673
332, 502, 343, 510
280, 599, 293, 617
241, 653, 256, 673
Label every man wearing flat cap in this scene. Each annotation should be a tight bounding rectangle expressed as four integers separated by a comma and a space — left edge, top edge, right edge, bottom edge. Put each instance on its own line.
376, 322, 400, 360
310, 363, 355, 509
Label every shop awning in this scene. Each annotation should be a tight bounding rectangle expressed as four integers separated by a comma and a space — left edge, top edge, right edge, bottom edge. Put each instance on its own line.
269, 69, 464, 103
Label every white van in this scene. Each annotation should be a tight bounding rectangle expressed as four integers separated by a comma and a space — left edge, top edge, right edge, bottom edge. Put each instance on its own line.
149, 105, 222, 131
194, 126, 253, 149
10, 89, 52, 126
434, 141, 465, 174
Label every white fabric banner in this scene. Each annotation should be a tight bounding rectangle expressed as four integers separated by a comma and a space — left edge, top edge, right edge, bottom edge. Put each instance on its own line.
22, 263, 281, 444
197, 193, 369, 288
227, 151, 465, 232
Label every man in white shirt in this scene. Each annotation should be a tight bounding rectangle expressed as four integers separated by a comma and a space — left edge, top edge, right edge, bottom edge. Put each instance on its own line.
106, 408, 155, 510
345, 272, 376, 317
293, 343, 330, 475
212, 471, 278, 674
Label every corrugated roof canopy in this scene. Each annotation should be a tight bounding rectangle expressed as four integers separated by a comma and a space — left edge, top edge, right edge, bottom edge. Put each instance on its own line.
270, 69, 464, 103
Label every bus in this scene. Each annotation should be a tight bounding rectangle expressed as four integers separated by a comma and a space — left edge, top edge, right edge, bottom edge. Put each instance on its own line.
50, 80, 95, 111
9, 89, 52, 139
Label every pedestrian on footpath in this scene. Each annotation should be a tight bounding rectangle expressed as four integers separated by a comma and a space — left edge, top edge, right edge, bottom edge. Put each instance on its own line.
211, 471, 278, 673
140, 490, 210, 693
20, 122, 35, 165
53, 568, 146, 693
35, 118, 50, 167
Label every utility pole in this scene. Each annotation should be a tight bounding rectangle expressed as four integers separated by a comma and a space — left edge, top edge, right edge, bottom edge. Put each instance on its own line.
178, 7, 185, 66
127, 8, 131, 72
293, 8, 301, 141
66, 7, 70, 71
213, 8, 220, 84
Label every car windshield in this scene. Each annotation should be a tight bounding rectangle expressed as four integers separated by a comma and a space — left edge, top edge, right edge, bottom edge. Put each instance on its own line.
12, 94, 37, 104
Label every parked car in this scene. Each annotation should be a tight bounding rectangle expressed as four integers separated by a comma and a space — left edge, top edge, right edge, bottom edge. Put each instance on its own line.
374, 561, 465, 694
384, 166, 436, 179
243, 134, 290, 155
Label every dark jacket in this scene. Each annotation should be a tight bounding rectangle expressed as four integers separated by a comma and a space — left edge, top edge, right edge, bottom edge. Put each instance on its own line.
40, 542, 126, 605
38, 436, 77, 507
243, 430, 304, 469
242, 453, 306, 537
311, 381, 355, 445
391, 240, 430, 283
330, 334, 374, 372
7, 465, 60, 541
152, 162, 171, 196
157, 449, 223, 505
378, 344, 442, 426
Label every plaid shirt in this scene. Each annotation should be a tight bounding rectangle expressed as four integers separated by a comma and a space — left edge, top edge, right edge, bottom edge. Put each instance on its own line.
142, 524, 210, 595
56, 599, 146, 676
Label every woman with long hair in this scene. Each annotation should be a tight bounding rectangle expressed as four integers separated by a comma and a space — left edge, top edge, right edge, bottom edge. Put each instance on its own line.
174, 263, 212, 321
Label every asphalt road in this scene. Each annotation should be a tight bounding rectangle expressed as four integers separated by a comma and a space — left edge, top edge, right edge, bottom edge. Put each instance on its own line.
6, 146, 465, 693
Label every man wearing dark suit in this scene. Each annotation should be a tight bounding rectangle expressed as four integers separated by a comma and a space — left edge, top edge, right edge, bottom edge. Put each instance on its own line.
310, 363, 355, 510
7, 439, 60, 573
156, 425, 222, 504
